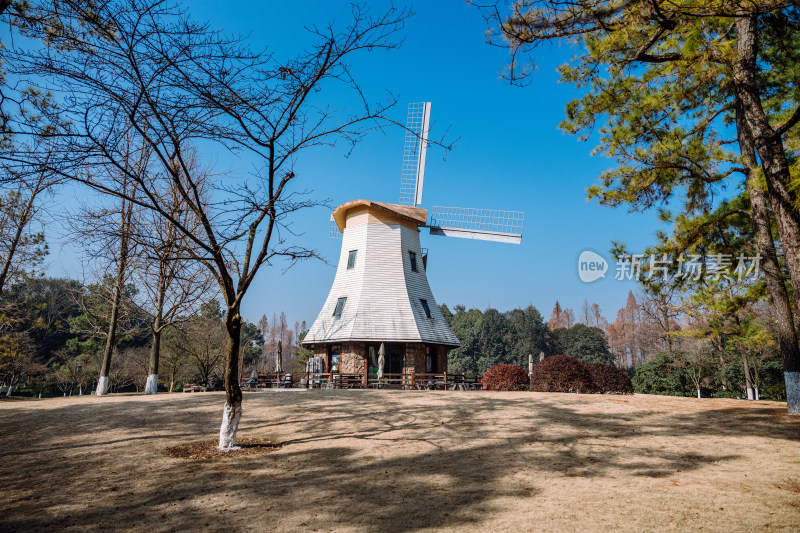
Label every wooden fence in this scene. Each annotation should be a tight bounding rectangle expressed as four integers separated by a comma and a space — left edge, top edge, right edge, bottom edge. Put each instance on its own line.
246, 371, 483, 390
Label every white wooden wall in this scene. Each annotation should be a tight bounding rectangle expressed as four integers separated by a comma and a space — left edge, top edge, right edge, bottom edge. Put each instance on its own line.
303, 218, 460, 346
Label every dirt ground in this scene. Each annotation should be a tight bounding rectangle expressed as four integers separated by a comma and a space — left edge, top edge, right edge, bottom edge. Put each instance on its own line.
1, 391, 798, 532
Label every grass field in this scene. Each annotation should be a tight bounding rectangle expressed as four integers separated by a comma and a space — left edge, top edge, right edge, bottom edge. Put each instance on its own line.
1, 390, 799, 532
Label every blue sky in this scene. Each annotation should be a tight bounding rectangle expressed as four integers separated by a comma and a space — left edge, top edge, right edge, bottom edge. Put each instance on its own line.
43, 1, 669, 328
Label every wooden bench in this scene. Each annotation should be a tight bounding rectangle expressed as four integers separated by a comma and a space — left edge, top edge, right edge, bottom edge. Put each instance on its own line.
257, 373, 294, 388
368, 373, 411, 389
332, 374, 365, 389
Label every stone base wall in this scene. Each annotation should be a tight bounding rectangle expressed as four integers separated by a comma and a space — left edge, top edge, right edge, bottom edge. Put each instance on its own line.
341, 342, 366, 374
308, 342, 450, 374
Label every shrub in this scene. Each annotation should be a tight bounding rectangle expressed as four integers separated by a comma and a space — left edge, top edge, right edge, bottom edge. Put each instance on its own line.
530, 355, 591, 393
584, 362, 633, 394
481, 364, 530, 391
632, 353, 689, 395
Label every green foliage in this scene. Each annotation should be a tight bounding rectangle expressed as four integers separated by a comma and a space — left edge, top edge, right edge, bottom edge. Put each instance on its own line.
1, 278, 83, 359
443, 304, 554, 375
67, 276, 149, 355
200, 299, 224, 320
240, 320, 263, 368
553, 323, 615, 364
631, 348, 784, 399
632, 353, 690, 396
294, 330, 314, 371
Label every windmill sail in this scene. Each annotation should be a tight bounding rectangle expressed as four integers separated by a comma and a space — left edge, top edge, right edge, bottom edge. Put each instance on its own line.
427, 206, 524, 245
399, 102, 431, 206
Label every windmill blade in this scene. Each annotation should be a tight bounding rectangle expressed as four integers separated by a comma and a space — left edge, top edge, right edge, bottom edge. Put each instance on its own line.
329, 214, 342, 239
398, 102, 431, 206
427, 206, 524, 245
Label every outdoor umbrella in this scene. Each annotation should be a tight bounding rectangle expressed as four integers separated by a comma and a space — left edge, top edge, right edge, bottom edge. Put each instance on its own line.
377, 342, 385, 380
276, 340, 283, 373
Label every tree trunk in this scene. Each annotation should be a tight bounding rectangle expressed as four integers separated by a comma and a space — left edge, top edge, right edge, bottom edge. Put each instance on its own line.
697, 389, 701, 399
145, 330, 161, 395
743, 355, 755, 401
145, 270, 166, 395
733, 16, 800, 302
218, 303, 243, 450
96, 194, 133, 396
96, 260, 125, 396
735, 96, 800, 413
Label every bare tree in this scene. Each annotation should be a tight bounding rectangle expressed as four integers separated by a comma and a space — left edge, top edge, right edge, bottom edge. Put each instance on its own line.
67, 171, 141, 396
580, 299, 590, 325
8, 0, 415, 448
168, 316, 227, 386
638, 286, 683, 354
115, 346, 149, 392
588, 303, 607, 330
673, 344, 716, 399
133, 163, 216, 394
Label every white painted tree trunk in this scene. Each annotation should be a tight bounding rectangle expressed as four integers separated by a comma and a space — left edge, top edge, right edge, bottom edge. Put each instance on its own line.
746, 387, 755, 400
218, 402, 242, 450
145, 374, 158, 395
79, 387, 82, 396
96, 376, 110, 396
786, 372, 800, 414
755, 388, 760, 401
697, 389, 701, 399
38, 392, 41, 399
6, 385, 12, 397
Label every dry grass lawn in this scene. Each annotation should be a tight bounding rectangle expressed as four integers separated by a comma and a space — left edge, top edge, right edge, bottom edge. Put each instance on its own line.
1, 390, 799, 532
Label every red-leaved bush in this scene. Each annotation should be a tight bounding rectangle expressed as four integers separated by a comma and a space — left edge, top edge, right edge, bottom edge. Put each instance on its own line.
530, 355, 592, 393
481, 364, 530, 391
584, 363, 633, 394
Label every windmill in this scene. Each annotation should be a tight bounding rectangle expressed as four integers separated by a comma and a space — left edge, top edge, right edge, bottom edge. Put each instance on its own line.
304, 102, 524, 380
330, 102, 525, 244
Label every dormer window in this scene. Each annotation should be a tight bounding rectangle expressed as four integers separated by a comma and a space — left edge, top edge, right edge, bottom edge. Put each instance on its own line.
409, 251, 418, 272
347, 250, 357, 269
420, 299, 432, 318
333, 297, 347, 317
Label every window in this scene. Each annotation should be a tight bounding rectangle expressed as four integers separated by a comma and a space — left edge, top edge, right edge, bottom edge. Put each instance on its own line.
333, 297, 347, 317
329, 345, 341, 373
426, 346, 434, 373
409, 251, 418, 272
420, 299, 432, 318
347, 250, 357, 269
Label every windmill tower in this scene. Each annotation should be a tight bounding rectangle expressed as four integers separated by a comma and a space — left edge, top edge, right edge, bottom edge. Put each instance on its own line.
302, 102, 524, 377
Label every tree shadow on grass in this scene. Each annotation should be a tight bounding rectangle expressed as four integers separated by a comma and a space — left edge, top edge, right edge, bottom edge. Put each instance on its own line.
0, 392, 794, 532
